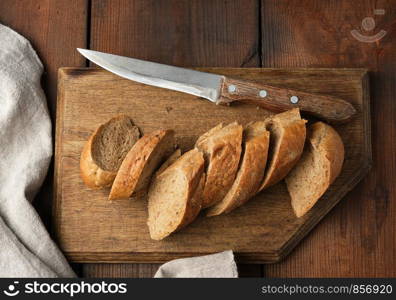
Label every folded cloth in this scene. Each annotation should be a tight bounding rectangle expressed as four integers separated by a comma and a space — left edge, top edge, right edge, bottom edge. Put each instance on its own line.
0, 24, 75, 277
154, 250, 238, 278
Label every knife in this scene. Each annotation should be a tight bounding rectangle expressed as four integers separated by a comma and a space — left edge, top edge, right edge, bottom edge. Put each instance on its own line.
77, 49, 356, 123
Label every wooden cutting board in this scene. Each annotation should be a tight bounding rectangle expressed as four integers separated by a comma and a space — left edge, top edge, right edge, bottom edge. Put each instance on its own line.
53, 67, 371, 263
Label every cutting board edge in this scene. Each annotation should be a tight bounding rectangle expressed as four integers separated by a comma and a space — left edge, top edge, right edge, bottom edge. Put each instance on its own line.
52, 68, 67, 241
280, 161, 372, 259
62, 251, 284, 264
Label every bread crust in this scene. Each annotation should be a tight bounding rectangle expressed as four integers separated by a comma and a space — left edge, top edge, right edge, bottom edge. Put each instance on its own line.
148, 149, 204, 240
286, 122, 345, 217
80, 130, 117, 189
207, 122, 270, 216
195, 122, 243, 208
195, 123, 224, 145
311, 122, 344, 184
109, 130, 174, 200
258, 109, 306, 191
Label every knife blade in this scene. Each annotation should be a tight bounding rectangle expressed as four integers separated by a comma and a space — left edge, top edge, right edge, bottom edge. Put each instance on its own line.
77, 48, 356, 123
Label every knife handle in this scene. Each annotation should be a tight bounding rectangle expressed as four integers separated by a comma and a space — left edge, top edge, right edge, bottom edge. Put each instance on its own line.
217, 77, 356, 123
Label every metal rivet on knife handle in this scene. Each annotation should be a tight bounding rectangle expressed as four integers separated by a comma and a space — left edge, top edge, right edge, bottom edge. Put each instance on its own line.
290, 96, 299, 104
259, 90, 267, 98
228, 84, 237, 93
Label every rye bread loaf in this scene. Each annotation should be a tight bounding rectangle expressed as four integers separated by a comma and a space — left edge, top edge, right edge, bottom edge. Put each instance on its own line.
147, 149, 205, 240
195, 122, 243, 208
207, 121, 270, 216
108, 129, 175, 200
258, 108, 306, 192
285, 122, 344, 218
80, 115, 140, 189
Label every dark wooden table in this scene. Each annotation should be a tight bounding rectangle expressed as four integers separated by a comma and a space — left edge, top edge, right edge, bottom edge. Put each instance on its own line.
1, 0, 395, 277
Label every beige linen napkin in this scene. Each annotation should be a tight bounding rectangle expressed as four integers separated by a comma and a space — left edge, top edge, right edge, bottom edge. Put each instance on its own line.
0, 24, 75, 277
155, 250, 238, 278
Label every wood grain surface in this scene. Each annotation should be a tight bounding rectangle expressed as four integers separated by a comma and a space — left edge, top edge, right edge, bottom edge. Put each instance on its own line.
90, 0, 260, 67
1, 0, 395, 278
53, 67, 370, 264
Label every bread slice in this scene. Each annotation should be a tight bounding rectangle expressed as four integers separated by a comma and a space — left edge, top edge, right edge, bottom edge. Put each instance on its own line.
207, 122, 270, 216
155, 148, 181, 176
285, 122, 344, 218
80, 115, 140, 189
147, 149, 205, 240
195, 122, 243, 208
108, 130, 175, 200
258, 108, 306, 191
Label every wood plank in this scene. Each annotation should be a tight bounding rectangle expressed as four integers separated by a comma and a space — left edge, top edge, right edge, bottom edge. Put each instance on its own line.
83, 263, 160, 278
261, 0, 395, 277
0, 1, 88, 266
90, 0, 260, 67
54, 67, 370, 266
87, 0, 261, 277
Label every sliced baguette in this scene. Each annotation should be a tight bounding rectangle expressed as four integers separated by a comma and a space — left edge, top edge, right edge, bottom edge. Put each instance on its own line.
109, 130, 174, 200
80, 115, 140, 189
195, 122, 243, 208
195, 123, 224, 145
258, 108, 306, 191
147, 149, 205, 240
207, 121, 270, 216
285, 122, 344, 218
